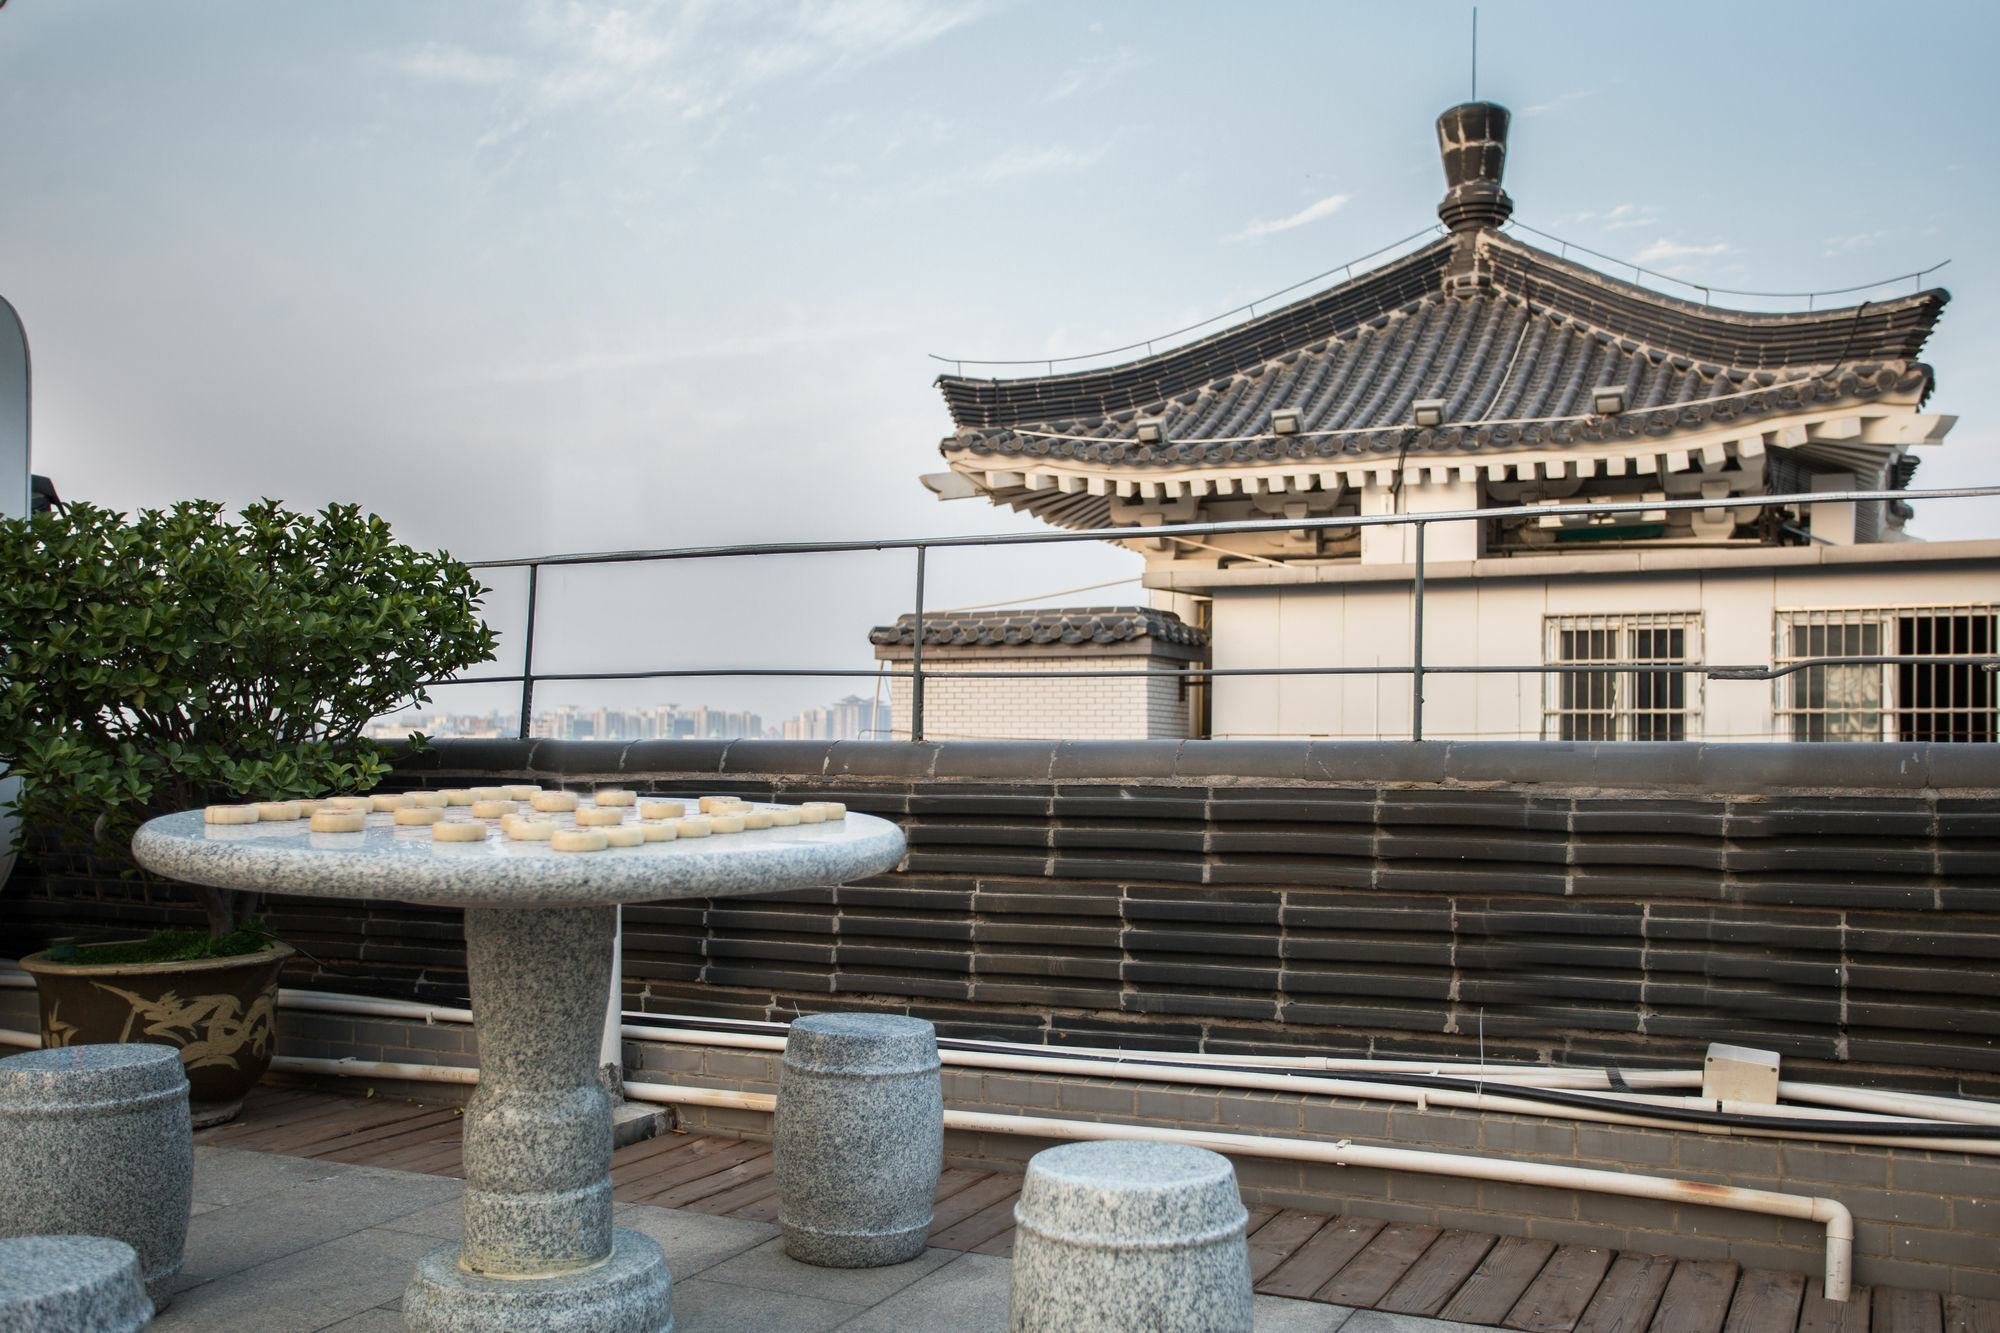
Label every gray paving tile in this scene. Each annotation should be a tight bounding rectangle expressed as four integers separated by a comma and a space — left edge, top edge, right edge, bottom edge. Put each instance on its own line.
174, 1164, 461, 1290
1337, 1310, 1491, 1333
613, 1202, 780, 1279
1257, 1295, 1359, 1331
830, 1251, 1012, 1332
313, 1309, 407, 1332
375, 1196, 466, 1241
699, 1234, 956, 1304
191, 1145, 352, 1206
669, 1276, 865, 1332
151, 1225, 438, 1333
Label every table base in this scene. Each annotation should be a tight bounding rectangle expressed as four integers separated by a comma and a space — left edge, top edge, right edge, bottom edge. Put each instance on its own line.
403, 1228, 673, 1332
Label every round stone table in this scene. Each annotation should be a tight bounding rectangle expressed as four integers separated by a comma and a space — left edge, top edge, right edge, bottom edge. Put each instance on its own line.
134, 799, 906, 1333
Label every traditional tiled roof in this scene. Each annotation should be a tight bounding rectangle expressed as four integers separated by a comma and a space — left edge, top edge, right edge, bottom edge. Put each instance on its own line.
869, 606, 1207, 651
937, 230, 1944, 472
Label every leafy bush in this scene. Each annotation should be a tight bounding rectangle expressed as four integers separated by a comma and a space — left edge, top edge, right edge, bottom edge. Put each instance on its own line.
0, 498, 497, 936
69, 926, 277, 965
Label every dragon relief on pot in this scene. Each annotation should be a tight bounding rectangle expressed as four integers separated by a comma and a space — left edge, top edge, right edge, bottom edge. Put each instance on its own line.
43, 984, 276, 1071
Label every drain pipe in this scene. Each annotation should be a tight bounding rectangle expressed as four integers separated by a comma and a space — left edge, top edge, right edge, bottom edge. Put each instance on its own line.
610, 1081, 1856, 1303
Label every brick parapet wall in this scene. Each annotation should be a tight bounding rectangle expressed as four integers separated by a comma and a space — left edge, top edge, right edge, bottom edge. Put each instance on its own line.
624, 1035, 1998, 1298
6, 739, 1997, 1095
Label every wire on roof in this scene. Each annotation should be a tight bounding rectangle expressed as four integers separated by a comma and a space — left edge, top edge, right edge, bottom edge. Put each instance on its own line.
929, 224, 1447, 374
930, 221, 1951, 376
1504, 221, 1949, 309
933, 575, 1143, 614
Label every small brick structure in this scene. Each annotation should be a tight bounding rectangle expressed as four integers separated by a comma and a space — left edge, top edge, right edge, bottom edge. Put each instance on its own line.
868, 607, 1206, 741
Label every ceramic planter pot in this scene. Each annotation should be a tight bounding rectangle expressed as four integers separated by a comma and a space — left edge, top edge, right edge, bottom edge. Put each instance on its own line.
18, 942, 294, 1127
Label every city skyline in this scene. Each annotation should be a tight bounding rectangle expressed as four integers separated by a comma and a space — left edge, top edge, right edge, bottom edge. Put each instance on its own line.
365, 694, 892, 744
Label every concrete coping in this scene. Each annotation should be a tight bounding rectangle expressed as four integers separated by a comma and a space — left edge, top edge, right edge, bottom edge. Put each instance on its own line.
395, 737, 2000, 794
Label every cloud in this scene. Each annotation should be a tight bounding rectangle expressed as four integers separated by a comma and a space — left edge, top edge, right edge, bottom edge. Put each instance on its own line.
1048, 47, 1143, 101
971, 143, 1105, 183
378, 2, 987, 128
1634, 238, 1729, 266
1522, 89, 1594, 116
442, 318, 908, 386
1822, 230, 1888, 258
1229, 192, 1351, 241
917, 141, 1108, 193
383, 41, 517, 86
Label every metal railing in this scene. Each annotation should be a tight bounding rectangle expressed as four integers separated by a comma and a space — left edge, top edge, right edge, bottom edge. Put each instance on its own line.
446, 486, 2000, 743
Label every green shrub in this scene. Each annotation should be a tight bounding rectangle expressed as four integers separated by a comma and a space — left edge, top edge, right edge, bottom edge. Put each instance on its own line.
69, 927, 277, 965
0, 498, 498, 936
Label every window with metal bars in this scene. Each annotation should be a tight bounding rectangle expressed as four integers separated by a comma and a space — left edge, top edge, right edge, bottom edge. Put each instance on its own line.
1543, 614, 1701, 741
1776, 606, 1997, 742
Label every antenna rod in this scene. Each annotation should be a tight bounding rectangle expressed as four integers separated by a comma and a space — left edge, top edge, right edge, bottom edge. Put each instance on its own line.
1471, 7, 1478, 101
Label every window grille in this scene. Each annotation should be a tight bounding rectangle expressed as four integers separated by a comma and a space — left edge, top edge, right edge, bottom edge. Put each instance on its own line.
1543, 613, 1701, 741
1776, 605, 1997, 742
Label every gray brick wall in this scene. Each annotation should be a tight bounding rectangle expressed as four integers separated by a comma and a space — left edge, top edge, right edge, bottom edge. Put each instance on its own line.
603, 1031, 1998, 1299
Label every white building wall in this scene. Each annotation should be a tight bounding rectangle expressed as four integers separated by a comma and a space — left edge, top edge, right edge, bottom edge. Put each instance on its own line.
886, 656, 1190, 741
1209, 559, 2000, 742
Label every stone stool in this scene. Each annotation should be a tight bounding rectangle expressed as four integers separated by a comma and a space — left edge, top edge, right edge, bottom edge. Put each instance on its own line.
774, 1013, 942, 1267
1009, 1140, 1253, 1333
0, 1234, 154, 1332
0, 1045, 193, 1306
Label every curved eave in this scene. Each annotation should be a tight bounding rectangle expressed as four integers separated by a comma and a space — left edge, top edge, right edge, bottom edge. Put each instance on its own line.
936, 229, 1949, 433
938, 238, 1457, 429
1484, 233, 1948, 371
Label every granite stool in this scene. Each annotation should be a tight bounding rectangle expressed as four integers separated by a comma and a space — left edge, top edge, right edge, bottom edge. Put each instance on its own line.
0, 1234, 154, 1332
0, 1045, 193, 1307
774, 1012, 943, 1267
1008, 1140, 1253, 1333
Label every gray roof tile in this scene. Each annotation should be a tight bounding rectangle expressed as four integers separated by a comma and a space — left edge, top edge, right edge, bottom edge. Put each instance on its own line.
868, 606, 1208, 650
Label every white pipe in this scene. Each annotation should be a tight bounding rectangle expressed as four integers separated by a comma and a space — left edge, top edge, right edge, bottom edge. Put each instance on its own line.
616, 1031, 1995, 1151
614, 1080, 1854, 1303
277, 989, 474, 1025
0, 1027, 35, 1048
17, 1031, 1863, 1299
600, 908, 624, 1081
270, 1054, 479, 1085
265, 983, 1674, 1086
21, 975, 1997, 1144
261, 987, 2000, 1128
1779, 1080, 2000, 1128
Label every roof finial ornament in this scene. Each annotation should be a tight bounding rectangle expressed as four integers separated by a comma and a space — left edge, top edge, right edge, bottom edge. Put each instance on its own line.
1436, 100, 1512, 233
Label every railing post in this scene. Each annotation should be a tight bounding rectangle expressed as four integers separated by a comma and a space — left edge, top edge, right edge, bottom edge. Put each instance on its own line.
1412, 521, 1426, 742
911, 545, 927, 743
517, 563, 539, 740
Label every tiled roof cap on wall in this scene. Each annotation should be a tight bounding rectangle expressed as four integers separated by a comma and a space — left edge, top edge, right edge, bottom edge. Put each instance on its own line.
867, 605, 1208, 650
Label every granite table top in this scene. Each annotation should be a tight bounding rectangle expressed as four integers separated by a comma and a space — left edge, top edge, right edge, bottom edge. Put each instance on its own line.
131, 801, 907, 908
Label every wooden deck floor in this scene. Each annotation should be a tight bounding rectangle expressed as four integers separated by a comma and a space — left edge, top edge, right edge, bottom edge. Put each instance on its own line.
204, 1087, 1993, 1333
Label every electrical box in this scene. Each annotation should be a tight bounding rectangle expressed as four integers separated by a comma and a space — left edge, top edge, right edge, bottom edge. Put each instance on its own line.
1703, 1043, 1780, 1105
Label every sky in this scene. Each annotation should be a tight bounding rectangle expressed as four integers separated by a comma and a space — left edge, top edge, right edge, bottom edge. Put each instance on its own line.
3, 0, 1994, 727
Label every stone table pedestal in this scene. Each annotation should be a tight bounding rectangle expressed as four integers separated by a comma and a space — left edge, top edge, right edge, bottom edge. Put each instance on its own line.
134, 797, 907, 1333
